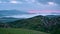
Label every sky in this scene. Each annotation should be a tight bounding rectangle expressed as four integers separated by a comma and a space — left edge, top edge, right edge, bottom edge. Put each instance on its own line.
0, 0, 60, 18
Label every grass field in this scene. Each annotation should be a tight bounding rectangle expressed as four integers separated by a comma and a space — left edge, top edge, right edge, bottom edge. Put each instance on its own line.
0, 28, 50, 34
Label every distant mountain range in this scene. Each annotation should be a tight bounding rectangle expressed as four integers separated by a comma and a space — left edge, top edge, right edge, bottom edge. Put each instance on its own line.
46, 15, 60, 18
0, 10, 29, 17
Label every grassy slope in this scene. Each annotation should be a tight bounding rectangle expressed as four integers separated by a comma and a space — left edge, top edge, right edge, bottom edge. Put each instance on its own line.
0, 28, 49, 34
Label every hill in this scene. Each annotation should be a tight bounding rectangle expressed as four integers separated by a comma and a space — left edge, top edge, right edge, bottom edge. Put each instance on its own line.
8, 15, 60, 34
0, 15, 60, 34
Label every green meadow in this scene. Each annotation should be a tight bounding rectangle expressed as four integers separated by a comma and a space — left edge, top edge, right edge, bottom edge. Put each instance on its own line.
0, 28, 49, 34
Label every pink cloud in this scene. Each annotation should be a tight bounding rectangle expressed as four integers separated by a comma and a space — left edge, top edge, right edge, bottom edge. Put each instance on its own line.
28, 10, 60, 14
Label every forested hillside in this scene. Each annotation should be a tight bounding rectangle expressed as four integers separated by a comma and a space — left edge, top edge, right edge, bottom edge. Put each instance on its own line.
0, 15, 60, 34
7, 15, 60, 34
